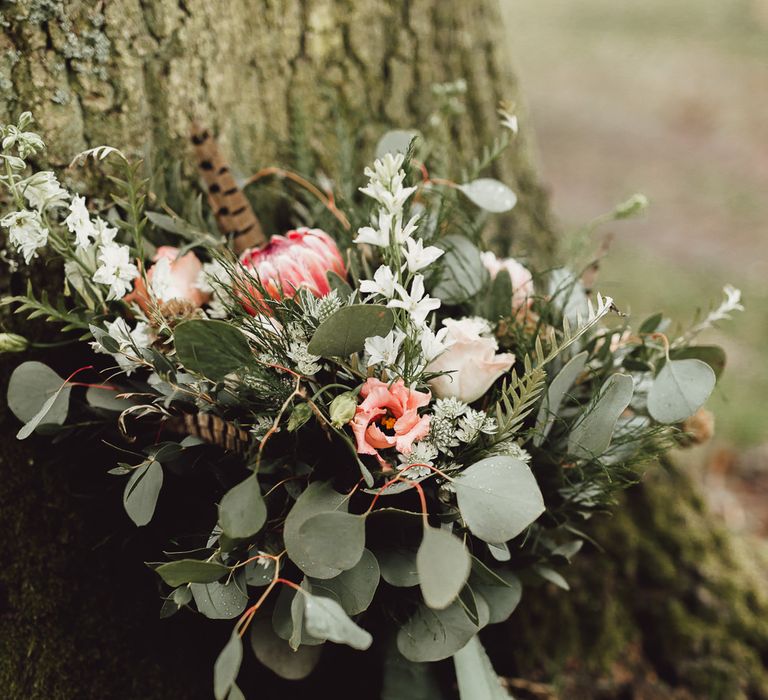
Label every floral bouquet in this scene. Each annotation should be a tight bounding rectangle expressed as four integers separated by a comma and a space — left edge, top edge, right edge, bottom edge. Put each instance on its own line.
0, 110, 742, 698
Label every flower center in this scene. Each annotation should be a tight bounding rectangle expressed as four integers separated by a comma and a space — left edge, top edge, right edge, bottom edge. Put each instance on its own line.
377, 413, 397, 435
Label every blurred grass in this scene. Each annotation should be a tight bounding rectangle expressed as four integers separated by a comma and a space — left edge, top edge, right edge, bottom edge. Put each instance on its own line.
502, 0, 768, 448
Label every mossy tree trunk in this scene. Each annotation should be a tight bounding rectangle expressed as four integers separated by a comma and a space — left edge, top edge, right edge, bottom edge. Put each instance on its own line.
0, 2, 765, 699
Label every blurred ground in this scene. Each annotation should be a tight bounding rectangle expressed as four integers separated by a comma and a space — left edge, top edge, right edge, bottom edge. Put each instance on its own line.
501, 0, 768, 534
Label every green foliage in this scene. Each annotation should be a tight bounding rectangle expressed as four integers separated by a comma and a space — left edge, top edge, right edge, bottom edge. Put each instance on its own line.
174, 320, 253, 380
155, 560, 230, 587
7, 361, 71, 437
457, 178, 517, 213
430, 234, 487, 305
417, 526, 471, 610
122, 461, 163, 527
298, 589, 372, 650
218, 475, 267, 540
454, 456, 545, 543
213, 632, 242, 700
397, 600, 481, 662
308, 549, 380, 615
191, 580, 248, 620
307, 304, 394, 358
453, 636, 510, 700
249, 617, 321, 681
647, 358, 716, 424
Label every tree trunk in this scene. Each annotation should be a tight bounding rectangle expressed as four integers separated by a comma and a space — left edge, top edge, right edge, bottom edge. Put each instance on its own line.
0, 2, 765, 699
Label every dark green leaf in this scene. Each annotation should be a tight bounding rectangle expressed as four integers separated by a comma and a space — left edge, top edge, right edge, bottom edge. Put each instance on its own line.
417, 527, 471, 610
487, 268, 513, 320
213, 632, 242, 700
174, 319, 252, 380
297, 512, 366, 576
638, 312, 664, 334
307, 304, 394, 358
249, 616, 322, 680
308, 549, 380, 615
155, 559, 230, 587
473, 571, 522, 624
376, 546, 419, 587
191, 580, 248, 620
397, 600, 480, 663
219, 474, 267, 539
123, 461, 163, 527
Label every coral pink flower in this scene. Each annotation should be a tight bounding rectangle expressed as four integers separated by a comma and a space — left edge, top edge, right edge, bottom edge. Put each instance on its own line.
239, 228, 346, 313
126, 246, 209, 312
351, 378, 431, 469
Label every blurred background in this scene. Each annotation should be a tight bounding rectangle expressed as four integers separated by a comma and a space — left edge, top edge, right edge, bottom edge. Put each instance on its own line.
501, 0, 768, 535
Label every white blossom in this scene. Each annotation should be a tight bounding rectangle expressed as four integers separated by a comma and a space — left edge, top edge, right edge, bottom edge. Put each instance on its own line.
397, 440, 439, 478
2, 118, 45, 159
360, 265, 397, 298
19, 171, 69, 211
93, 242, 138, 300
195, 259, 229, 294
388, 274, 441, 326
419, 325, 452, 363
0, 209, 49, 264
402, 236, 443, 272
148, 256, 179, 302
93, 217, 118, 245
455, 408, 497, 444
287, 340, 322, 376
91, 317, 152, 375
354, 210, 393, 248
364, 329, 405, 367
433, 397, 469, 421
64, 195, 97, 248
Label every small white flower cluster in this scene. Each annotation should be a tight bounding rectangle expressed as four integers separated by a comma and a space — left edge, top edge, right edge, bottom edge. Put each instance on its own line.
397, 440, 439, 479
428, 397, 495, 455
91, 317, 153, 375
195, 260, 230, 319
287, 340, 322, 376
355, 153, 449, 377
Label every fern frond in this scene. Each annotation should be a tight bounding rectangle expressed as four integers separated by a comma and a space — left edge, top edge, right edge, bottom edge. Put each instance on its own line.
4, 287, 91, 337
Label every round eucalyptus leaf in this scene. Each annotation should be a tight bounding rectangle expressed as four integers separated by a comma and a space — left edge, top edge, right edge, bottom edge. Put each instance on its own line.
454, 456, 544, 544
8, 361, 71, 432
376, 546, 419, 587
397, 600, 479, 663
174, 319, 252, 380
670, 345, 726, 379
417, 527, 471, 610
457, 178, 517, 213
213, 632, 242, 700
647, 358, 716, 424
534, 351, 589, 446
218, 474, 267, 539
453, 635, 509, 700
473, 571, 522, 624
191, 580, 248, 620
249, 616, 322, 681
295, 512, 366, 577
301, 591, 373, 650
309, 549, 380, 615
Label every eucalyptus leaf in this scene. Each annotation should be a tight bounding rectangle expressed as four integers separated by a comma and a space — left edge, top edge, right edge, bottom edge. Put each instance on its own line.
397, 600, 480, 663
284, 482, 348, 579
174, 319, 252, 380
669, 345, 726, 380
219, 474, 267, 539
473, 571, 522, 624
85, 386, 134, 412
453, 635, 510, 700
417, 527, 471, 610
457, 178, 517, 213
249, 616, 322, 680
647, 358, 716, 424
307, 304, 394, 358
296, 512, 366, 576
213, 632, 242, 700
431, 235, 487, 305
8, 361, 71, 438
375, 129, 420, 158
227, 686, 245, 700
155, 559, 230, 587
534, 351, 588, 446
123, 461, 163, 527
300, 591, 373, 650
567, 373, 634, 459
191, 580, 248, 620
309, 549, 380, 615
454, 456, 544, 544
382, 642, 443, 700
534, 564, 570, 590
376, 546, 420, 588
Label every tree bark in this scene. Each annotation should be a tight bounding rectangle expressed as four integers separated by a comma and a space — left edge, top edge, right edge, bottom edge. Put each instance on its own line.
0, 2, 765, 699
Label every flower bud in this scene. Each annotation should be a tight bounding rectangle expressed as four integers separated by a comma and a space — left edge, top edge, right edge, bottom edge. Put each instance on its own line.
613, 193, 649, 220
329, 391, 358, 428
0, 333, 29, 354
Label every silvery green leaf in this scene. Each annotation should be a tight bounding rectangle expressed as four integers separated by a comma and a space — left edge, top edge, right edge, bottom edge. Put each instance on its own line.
123, 461, 163, 527
453, 636, 511, 700
647, 358, 716, 424
431, 235, 487, 305
308, 549, 380, 615
218, 474, 267, 539
534, 351, 589, 446
377, 546, 420, 587
249, 617, 322, 681
156, 559, 230, 587
454, 456, 545, 544
375, 129, 420, 158
213, 632, 242, 700
417, 527, 471, 610
8, 361, 71, 437
397, 600, 481, 663
301, 592, 373, 650
382, 642, 443, 700
567, 373, 634, 459
472, 570, 522, 625
85, 386, 134, 412
174, 319, 252, 380
191, 579, 248, 620
457, 178, 517, 213
307, 304, 395, 358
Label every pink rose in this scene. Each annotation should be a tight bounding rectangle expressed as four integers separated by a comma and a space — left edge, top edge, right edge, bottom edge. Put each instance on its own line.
351, 378, 431, 469
427, 317, 515, 403
481, 251, 534, 313
126, 247, 209, 312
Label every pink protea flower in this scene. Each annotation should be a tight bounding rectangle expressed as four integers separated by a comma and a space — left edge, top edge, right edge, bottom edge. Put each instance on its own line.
238, 227, 346, 313
351, 378, 431, 469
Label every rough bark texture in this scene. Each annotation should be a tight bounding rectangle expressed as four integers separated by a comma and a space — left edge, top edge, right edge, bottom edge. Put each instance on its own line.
0, 2, 766, 699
